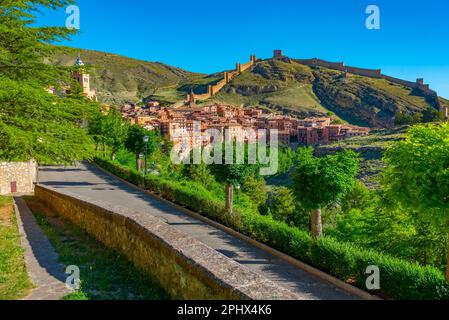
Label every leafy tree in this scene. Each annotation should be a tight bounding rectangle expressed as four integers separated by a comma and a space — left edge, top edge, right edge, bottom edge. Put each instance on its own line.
293, 147, 359, 238
102, 109, 129, 160
270, 187, 296, 223
125, 125, 156, 171
211, 142, 258, 214
0, 0, 77, 83
340, 181, 374, 214
184, 162, 216, 189
277, 147, 295, 176
88, 112, 107, 155
394, 111, 422, 125
242, 175, 267, 209
0, 0, 102, 164
382, 123, 449, 279
0, 78, 98, 163
421, 106, 441, 123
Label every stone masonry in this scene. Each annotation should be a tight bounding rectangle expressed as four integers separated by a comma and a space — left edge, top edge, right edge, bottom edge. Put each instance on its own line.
0, 160, 37, 195
35, 185, 301, 300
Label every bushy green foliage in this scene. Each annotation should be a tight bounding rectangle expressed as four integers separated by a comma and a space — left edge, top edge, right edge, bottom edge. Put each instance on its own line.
383, 123, 449, 220
95, 157, 449, 300
184, 163, 216, 190
0, 78, 98, 163
242, 175, 268, 208
0, 0, 76, 83
0, 0, 102, 164
269, 187, 296, 223
102, 109, 129, 160
125, 125, 157, 158
293, 148, 359, 211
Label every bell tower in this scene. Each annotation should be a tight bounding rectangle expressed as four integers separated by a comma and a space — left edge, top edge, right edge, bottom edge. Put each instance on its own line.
72, 53, 96, 100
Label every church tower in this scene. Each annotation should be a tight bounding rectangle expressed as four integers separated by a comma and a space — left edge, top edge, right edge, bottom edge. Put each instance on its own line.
72, 54, 97, 101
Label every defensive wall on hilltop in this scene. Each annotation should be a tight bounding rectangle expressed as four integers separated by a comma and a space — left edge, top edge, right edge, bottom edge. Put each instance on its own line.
186, 50, 440, 108
289, 55, 436, 96
188, 54, 257, 102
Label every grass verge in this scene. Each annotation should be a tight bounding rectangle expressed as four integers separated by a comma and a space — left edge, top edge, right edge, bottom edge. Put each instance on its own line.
0, 196, 33, 300
24, 196, 169, 300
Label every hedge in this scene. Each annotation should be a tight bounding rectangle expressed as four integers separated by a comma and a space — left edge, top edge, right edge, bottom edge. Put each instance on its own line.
94, 157, 449, 300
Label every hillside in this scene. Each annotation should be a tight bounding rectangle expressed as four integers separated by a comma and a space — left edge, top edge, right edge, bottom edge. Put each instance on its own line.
209, 59, 445, 127
54, 49, 446, 128
52, 48, 208, 105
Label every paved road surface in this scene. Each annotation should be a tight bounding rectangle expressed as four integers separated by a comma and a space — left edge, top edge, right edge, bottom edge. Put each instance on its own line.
38, 162, 358, 300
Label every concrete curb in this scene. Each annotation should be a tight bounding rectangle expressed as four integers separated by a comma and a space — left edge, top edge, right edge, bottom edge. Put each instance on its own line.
91, 162, 381, 301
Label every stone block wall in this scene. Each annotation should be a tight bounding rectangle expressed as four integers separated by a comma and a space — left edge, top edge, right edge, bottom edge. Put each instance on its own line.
293, 56, 437, 95
0, 160, 37, 195
35, 185, 299, 300
193, 55, 256, 102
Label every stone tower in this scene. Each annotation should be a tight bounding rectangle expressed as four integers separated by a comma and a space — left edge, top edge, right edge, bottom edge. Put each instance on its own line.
72, 53, 97, 101
274, 50, 283, 58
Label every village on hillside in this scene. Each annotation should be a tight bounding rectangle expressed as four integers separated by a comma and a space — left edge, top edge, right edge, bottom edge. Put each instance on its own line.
121, 101, 370, 151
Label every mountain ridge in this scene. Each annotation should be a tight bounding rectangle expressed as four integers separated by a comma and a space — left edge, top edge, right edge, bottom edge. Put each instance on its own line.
53, 48, 449, 128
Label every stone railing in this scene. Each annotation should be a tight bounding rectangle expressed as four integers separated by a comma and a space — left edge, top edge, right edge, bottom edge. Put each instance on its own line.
35, 185, 299, 300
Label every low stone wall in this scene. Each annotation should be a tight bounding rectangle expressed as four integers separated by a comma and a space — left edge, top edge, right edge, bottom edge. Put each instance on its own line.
34, 185, 299, 300
0, 160, 37, 195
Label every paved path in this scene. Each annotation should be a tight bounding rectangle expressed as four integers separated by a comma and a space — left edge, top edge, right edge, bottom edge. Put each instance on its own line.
14, 197, 72, 300
38, 162, 358, 300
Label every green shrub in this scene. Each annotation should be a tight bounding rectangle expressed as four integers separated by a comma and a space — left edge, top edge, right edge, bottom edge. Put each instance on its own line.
94, 157, 449, 300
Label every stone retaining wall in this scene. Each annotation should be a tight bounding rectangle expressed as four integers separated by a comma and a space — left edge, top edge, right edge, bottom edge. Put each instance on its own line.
0, 160, 37, 195
35, 185, 299, 300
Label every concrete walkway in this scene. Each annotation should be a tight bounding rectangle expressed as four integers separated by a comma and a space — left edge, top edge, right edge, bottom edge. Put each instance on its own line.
38, 162, 358, 300
14, 197, 72, 300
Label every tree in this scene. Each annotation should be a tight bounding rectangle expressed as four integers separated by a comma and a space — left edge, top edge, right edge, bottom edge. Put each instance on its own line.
382, 123, 449, 279
242, 175, 268, 209
125, 125, 156, 171
184, 162, 216, 189
270, 187, 296, 223
88, 112, 106, 155
293, 147, 359, 239
0, 0, 103, 164
102, 109, 129, 160
211, 142, 257, 214
0, 0, 77, 83
0, 78, 98, 164
421, 106, 441, 123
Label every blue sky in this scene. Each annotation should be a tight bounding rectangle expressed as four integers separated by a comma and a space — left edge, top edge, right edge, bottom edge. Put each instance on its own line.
36, 0, 449, 98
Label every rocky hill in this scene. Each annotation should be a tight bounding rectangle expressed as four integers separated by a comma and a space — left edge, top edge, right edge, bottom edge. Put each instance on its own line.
210, 59, 447, 128
54, 48, 448, 128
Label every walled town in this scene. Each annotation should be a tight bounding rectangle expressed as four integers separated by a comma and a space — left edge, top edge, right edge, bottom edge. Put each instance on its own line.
121, 101, 370, 151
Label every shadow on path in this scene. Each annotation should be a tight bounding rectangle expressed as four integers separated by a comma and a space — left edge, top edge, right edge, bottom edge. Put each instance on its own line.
14, 197, 71, 300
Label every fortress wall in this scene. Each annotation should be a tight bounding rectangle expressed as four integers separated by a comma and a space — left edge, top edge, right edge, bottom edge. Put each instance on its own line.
345, 66, 382, 78
192, 56, 256, 101
294, 59, 345, 71
240, 61, 254, 73
211, 79, 228, 95
35, 185, 299, 300
381, 75, 418, 88
195, 93, 212, 101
